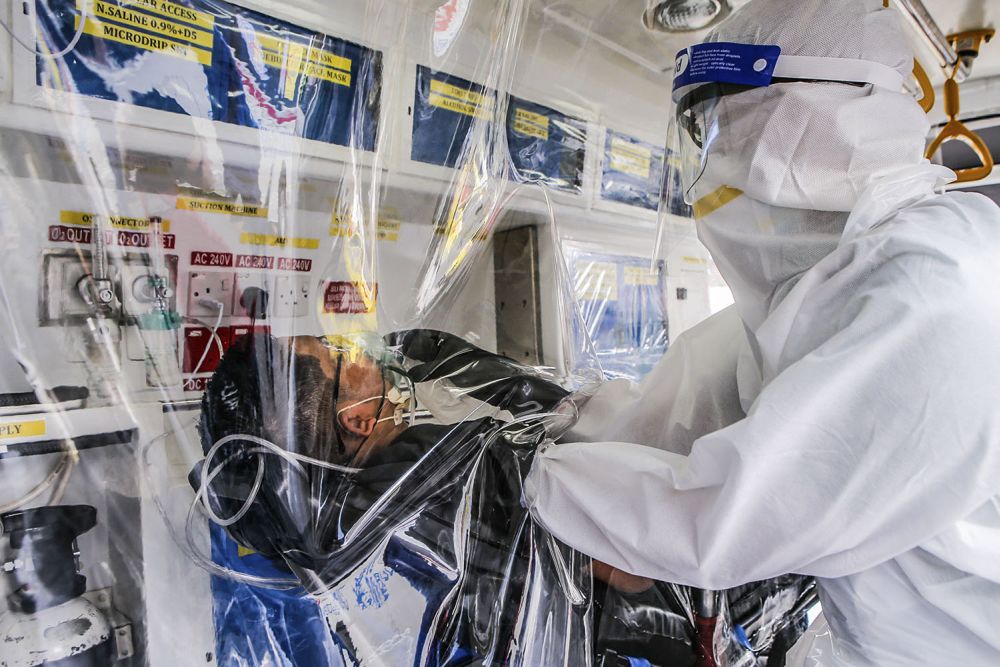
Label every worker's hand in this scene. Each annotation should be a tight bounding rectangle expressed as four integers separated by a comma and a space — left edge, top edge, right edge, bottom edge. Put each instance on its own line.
386, 329, 569, 415
592, 559, 654, 594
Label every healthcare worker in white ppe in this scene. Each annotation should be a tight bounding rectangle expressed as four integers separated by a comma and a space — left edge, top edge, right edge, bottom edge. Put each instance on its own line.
524, 0, 1000, 664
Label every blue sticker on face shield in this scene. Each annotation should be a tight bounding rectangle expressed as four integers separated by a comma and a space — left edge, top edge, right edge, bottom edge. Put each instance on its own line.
672, 42, 781, 99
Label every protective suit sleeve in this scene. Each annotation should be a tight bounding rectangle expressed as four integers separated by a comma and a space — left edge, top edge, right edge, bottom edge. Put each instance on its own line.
525, 232, 1000, 589
562, 305, 747, 455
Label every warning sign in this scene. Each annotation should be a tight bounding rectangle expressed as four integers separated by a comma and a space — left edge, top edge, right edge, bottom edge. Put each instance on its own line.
323, 281, 377, 313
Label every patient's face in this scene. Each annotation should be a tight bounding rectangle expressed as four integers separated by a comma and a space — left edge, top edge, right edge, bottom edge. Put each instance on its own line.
293, 336, 406, 463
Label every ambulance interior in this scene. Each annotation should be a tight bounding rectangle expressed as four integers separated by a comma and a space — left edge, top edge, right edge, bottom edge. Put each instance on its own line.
0, 0, 997, 665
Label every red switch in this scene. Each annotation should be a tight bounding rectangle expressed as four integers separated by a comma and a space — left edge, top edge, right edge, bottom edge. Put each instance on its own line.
183, 326, 232, 374
228, 325, 270, 347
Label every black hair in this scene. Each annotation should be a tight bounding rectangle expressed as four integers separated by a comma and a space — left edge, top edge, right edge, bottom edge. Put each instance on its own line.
195, 333, 344, 565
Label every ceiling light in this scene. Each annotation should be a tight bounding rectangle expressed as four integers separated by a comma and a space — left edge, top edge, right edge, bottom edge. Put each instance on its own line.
643, 0, 730, 33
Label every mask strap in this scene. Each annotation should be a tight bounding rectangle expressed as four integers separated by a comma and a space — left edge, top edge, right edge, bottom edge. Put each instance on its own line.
335, 395, 383, 417
772, 55, 905, 90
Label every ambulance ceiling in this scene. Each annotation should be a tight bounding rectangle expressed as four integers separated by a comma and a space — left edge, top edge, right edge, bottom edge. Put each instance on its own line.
535, 0, 1000, 83
920, 0, 1000, 81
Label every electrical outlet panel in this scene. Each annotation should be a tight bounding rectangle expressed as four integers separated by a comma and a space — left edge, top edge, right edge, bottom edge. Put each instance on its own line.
272, 275, 312, 318
234, 272, 275, 319
187, 272, 235, 319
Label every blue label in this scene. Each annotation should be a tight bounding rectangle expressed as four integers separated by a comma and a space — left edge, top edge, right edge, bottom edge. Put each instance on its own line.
567, 248, 668, 382
411, 66, 586, 193
36, 0, 381, 150
506, 95, 586, 193
600, 130, 665, 211
672, 42, 781, 95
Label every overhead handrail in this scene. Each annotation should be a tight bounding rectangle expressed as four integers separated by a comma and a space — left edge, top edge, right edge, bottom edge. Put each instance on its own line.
925, 30, 996, 184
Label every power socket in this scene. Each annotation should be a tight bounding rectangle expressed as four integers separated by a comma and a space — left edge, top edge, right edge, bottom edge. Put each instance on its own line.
187, 272, 234, 319
272, 275, 312, 318
234, 272, 274, 319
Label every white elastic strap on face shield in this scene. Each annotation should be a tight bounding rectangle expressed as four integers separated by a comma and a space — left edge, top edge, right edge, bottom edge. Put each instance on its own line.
773, 55, 905, 91
671, 51, 907, 104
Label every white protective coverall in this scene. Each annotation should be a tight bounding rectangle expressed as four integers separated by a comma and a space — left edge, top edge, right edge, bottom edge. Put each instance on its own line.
524, 0, 1000, 664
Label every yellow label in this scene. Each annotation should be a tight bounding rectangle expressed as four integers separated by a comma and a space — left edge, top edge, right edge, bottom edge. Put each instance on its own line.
377, 219, 400, 242
611, 137, 650, 158
329, 214, 352, 237
60, 210, 172, 232
77, 16, 212, 65
512, 119, 547, 140
280, 44, 305, 99
118, 0, 215, 30
330, 216, 401, 242
176, 196, 268, 217
428, 92, 487, 118
514, 108, 549, 130
624, 265, 659, 286
512, 108, 549, 140
240, 232, 319, 249
0, 420, 46, 440
257, 35, 351, 72
237, 545, 257, 558
260, 50, 350, 88
575, 261, 618, 301
83, 0, 213, 49
609, 153, 651, 179
693, 186, 743, 220
609, 137, 652, 179
430, 79, 487, 107
682, 255, 708, 265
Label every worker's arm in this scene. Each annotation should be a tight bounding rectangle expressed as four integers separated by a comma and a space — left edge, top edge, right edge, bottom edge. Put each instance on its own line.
524, 254, 1000, 590
561, 305, 748, 456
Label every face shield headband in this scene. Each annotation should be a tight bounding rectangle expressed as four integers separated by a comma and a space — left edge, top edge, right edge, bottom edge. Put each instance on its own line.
668, 42, 908, 203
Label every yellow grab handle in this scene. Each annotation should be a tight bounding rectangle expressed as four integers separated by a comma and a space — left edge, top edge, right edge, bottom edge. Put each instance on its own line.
925, 119, 995, 183
925, 48, 995, 184
912, 59, 935, 113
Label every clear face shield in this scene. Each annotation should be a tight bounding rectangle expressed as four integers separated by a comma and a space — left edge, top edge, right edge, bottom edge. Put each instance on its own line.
667, 82, 745, 206
664, 42, 911, 208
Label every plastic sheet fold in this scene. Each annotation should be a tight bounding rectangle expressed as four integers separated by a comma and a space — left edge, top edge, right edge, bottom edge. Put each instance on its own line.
0, 0, 815, 664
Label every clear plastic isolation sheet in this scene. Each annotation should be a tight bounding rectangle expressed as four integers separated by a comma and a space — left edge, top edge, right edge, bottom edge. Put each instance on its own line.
0, 0, 813, 665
